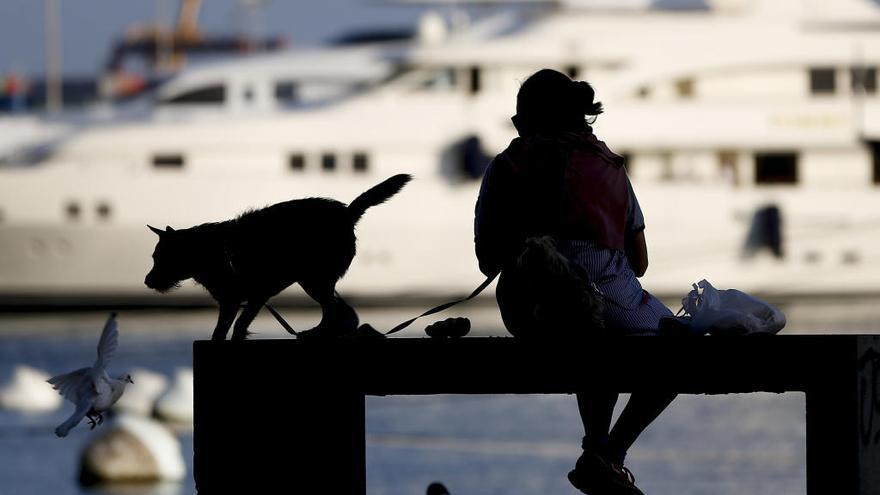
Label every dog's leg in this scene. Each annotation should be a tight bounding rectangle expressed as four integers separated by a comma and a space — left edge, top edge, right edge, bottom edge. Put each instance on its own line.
299, 281, 359, 337
230, 298, 267, 341
211, 302, 239, 341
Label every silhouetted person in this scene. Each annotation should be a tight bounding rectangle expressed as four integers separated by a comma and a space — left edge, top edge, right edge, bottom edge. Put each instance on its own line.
474, 69, 676, 495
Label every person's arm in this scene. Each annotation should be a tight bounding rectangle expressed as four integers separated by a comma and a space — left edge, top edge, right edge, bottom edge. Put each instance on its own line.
623, 176, 648, 277
474, 156, 510, 276
625, 229, 648, 277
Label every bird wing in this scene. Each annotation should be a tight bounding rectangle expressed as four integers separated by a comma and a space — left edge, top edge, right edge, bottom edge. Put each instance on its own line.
94, 312, 118, 369
47, 367, 95, 404
54, 396, 93, 438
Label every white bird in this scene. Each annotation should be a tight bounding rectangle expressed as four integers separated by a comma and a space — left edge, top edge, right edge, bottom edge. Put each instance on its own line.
48, 313, 133, 437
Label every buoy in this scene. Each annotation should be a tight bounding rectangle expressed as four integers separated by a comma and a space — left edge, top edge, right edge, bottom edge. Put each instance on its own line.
79, 414, 185, 485
0, 365, 62, 412
154, 368, 193, 424
113, 368, 168, 416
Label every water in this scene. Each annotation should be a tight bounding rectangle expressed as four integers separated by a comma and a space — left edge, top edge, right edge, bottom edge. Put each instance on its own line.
0, 299, 877, 495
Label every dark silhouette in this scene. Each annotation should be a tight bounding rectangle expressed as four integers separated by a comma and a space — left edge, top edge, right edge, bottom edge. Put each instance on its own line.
474, 68, 676, 495
743, 204, 783, 258
496, 236, 604, 337
145, 174, 411, 340
426, 482, 450, 495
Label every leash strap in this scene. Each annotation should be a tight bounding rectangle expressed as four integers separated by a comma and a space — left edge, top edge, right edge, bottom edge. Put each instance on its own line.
384, 271, 499, 335
265, 303, 298, 336
262, 273, 499, 338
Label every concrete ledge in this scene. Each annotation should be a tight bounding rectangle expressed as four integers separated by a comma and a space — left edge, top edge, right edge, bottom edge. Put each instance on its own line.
193, 335, 879, 494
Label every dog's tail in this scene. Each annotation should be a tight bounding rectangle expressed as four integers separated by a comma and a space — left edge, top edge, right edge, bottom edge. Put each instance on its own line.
347, 174, 412, 224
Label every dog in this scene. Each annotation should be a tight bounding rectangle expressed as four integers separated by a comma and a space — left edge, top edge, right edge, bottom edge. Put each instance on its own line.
145, 174, 412, 340
495, 236, 605, 338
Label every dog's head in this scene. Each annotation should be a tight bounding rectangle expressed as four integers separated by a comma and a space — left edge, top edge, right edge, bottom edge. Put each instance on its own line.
144, 225, 193, 293
517, 236, 569, 280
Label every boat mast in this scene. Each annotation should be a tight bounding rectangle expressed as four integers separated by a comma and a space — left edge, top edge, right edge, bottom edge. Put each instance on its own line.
43, 0, 63, 113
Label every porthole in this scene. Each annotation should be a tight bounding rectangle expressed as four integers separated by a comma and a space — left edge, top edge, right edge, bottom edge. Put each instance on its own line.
321, 153, 336, 171
353, 153, 369, 173
65, 201, 81, 221
289, 153, 306, 171
96, 202, 112, 221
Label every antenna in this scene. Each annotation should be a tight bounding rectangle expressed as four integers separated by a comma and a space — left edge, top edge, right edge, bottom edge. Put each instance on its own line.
43, 0, 63, 114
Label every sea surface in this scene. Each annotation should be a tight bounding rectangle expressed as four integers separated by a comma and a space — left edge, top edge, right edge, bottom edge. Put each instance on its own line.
1, 298, 878, 495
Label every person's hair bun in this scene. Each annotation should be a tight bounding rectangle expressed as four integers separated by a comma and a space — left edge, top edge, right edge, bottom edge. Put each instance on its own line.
572, 80, 604, 116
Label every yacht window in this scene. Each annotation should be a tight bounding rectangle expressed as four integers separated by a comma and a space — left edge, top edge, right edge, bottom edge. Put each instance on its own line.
718, 150, 740, 186
96, 202, 112, 221
275, 82, 298, 103
152, 154, 185, 169
418, 68, 457, 91
289, 153, 306, 171
619, 152, 632, 173
869, 141, 880, 184
64, 201, 81, 221
565, 65, 580, 79
161, 85, 226, 105
809, 68, 836, 95
321, 153, 337, 171
353, 153, 369, 173
675, 78, 694, 98
468, 66, 481, 95
851, 66, 877, 94
755, 152, 798, 185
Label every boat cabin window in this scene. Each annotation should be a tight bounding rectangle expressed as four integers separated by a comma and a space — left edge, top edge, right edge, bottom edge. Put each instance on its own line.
96, 202, 112, 221
321, 153, 337, 171
275, 82, 298, 103
754, 152, 798, 185
353, 153, 369, 173
64, 201, 81, 221
851, 66, 877, 94
468, 66, 481, 95
161, 85, 226, 105
809, 68, 836, 95
868, 141, 880, 184
152, 154, 185, 169
675, 78, 694, 98
718, 150, 740, 186
289, 153, 306, 171
417, 68, 457, 91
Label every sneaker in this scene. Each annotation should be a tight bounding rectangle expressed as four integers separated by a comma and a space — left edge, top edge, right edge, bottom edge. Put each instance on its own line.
567, 451, 644, 495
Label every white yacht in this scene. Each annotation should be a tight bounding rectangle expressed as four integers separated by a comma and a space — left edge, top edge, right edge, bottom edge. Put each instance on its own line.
2, 0, 880, 304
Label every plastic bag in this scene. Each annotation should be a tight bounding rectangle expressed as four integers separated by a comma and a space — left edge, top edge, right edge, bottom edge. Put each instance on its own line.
672, 279, 786, 336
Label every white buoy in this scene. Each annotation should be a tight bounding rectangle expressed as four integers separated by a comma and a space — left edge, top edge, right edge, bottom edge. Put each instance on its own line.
113, 368, 168, 416
154, 368, 193, 424
79, 413, 185, 485
0, 365, 62, 412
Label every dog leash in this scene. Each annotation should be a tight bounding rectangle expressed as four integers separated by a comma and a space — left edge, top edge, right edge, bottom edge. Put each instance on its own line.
265, 304, 298, 336
384, 271, 498, 335
262, 272, 498, 338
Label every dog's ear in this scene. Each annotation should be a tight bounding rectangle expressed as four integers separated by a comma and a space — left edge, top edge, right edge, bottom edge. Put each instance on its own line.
148, 225, 164, 237
165, 225, 175, 233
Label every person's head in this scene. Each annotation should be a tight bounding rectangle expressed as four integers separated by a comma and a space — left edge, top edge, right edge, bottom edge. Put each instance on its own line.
512, 69, 603, 137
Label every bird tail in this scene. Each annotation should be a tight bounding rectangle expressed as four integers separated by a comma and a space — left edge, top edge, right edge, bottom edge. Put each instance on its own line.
347, 174, 412, 224
55, 405, 89, 437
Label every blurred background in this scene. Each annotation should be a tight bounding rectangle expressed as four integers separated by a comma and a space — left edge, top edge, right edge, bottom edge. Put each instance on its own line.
1, 0, 879, 493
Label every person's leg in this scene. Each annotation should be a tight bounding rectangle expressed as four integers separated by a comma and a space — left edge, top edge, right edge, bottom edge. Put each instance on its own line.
606, 392, 677, 465
576, 390, 618, 454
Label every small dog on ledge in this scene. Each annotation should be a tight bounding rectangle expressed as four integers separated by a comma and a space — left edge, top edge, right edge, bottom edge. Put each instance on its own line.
144, 174, 412, 340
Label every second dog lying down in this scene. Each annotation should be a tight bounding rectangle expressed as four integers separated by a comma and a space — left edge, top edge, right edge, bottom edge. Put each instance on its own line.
144, 174, 412, 340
